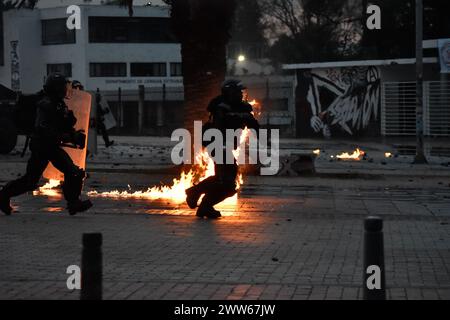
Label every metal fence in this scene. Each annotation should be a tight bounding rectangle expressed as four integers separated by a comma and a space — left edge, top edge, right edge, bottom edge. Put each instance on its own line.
97, 81, 297, 137
382, 81, 450, 137
425, 81, 450, 136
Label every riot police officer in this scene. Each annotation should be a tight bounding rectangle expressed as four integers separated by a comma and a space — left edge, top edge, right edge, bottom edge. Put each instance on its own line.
185, 80, 260, 219
0, 74, 93, 216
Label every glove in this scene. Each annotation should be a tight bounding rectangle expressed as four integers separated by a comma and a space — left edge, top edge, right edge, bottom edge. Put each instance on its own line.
73, 130, 86, 149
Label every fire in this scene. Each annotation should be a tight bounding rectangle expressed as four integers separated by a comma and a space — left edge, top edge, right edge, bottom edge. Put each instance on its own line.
88, 128, 252, 213
248, 99, 262, 118
33, 97, 261, 216
33, 179, 61, 197
385, 152, 393, 158
313, 149, 321, 156
336, 148, 365, 161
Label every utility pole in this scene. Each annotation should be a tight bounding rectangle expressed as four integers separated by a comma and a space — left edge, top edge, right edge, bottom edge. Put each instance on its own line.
414, 0, 428, 164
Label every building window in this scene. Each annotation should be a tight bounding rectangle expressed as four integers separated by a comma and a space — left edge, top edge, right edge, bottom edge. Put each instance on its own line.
42, 19, 76, 45
89, 63, 127, 77
170, 63, 182, 77
47, 63, 72, 77
130, 63, 167, 77
89, 17, 176, 43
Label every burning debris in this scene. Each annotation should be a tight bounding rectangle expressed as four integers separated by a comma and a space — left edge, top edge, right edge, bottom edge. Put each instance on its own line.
335, 148, 366, 161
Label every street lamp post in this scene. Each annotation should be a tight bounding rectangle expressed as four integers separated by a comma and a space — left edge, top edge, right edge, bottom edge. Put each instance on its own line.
414, 0, 428, 164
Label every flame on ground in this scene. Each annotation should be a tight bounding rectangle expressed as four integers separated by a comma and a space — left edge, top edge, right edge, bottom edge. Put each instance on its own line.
34, 98, 260, 215
88, 129, 251, 211
33, 179, 61, 197
336, 148, 365, 161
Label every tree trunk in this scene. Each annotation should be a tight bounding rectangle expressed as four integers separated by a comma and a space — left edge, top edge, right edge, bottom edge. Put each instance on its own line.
181, 36, 228, 134
170, 0, 236, 135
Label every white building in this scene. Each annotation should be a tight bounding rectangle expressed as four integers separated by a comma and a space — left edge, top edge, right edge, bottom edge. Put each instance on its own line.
0, 3, 297, 137
0, 4, 182, 93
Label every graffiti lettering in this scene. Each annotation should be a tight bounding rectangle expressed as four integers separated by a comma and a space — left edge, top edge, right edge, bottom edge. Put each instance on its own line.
305, 67, 381, 138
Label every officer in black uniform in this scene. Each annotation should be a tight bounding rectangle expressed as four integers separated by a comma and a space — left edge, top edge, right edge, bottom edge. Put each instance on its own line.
0, 74, 93, 216
95, 91, 114, 148
185, 80, 260, 219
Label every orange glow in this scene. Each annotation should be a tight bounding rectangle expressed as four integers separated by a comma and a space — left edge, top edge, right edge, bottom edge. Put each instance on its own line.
88, 127, 253, 213
33, 180, 61, 197
248, 99, 262, 118
336, 148, 365, 161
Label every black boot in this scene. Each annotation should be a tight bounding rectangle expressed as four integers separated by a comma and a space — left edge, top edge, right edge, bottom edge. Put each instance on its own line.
186, 186, 202, 209
0, 191, 12, 216
67, 199, 93, 216
196, 205, 222, 219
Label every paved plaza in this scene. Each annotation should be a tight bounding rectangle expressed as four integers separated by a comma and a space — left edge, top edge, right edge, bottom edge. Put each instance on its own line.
1, 169, 449, 300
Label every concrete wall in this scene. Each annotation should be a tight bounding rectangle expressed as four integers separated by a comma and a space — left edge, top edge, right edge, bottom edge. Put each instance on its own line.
295, 63, 443, 139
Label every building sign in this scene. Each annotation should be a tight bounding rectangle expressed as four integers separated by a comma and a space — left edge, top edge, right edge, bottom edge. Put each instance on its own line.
438, 39, 450, 74
10, 41, 20, 90
104, 78, 183, 86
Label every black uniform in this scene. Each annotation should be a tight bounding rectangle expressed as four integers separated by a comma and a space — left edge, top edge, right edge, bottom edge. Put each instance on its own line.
0, 74, 91, 215
186, 93, 260, 218
96, 92, 114, 147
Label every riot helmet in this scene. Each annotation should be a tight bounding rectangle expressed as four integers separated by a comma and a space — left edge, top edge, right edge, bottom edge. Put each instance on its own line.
222, 79, 246, 104
44, 73, 69, 99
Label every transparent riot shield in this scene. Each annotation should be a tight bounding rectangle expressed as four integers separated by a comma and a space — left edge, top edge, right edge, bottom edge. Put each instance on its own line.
43, 90, 92, 181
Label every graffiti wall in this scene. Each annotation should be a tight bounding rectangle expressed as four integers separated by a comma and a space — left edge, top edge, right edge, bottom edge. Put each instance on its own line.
296, 66, 381, 138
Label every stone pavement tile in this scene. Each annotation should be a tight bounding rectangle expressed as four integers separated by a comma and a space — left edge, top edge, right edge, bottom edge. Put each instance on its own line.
437, 289, 450, 300
405, 288, 422, 300
325, 287, 343, 300
1, 177, 450, 300
421, 289, 440, 300
308, 287, 328, 300
275, 285, 296, 300
258, 285, 282, 300
210, 285, 234, 300
109, 282, 146, 300
341, 287, 359, 300
226, 284, 252, 300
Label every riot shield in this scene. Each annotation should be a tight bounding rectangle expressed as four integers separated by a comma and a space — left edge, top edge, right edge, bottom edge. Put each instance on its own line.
43, 90, 91, 181
100, 98, 117, 130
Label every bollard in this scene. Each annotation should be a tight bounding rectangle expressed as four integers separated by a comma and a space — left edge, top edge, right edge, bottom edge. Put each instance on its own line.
363, 217, 386, 300
80, 233, 103, 300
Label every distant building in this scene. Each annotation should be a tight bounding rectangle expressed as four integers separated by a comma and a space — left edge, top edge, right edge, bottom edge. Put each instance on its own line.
0, 5, 181, 93
0, 4, 297, 137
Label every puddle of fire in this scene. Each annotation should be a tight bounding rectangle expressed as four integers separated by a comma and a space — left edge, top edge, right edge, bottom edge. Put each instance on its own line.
336, 148, 365, 161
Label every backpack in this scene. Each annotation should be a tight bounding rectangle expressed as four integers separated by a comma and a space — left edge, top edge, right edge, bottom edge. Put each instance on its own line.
13, 91, 44, 136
